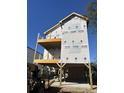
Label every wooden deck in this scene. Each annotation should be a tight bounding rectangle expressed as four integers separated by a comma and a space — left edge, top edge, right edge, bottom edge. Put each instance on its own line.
38, 38, 61, 49
34, 59, 60, 64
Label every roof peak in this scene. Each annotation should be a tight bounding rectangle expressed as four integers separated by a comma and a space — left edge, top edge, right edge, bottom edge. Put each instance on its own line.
44, 12, 88, 35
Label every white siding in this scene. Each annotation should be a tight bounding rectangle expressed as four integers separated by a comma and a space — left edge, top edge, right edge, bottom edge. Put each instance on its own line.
43, 16, 90, 64
61, 17, 90, 63
43, 49, 49, 59
43, 48, 61, 60
46, 26, 62, 39
55, 27, 62, 38
47, 48, 61, 59
44, 25, 62, 60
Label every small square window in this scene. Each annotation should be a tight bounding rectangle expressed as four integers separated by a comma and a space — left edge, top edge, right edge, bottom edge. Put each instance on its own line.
64, 40, 66, 43
80, 40, 83, 42
72, 40, 74, 43
84, 57, 87, 60
75, 26, 78, 28
84, 25, 86, 28
66, 57, 69, 60
75, 57, 77, 60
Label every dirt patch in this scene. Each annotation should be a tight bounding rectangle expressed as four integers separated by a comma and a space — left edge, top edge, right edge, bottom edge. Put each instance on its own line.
44, 87, 97, 93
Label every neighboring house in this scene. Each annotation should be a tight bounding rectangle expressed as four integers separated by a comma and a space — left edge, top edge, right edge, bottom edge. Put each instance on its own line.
27, 47, 42, 63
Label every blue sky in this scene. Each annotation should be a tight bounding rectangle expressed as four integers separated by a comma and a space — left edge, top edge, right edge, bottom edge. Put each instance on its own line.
27, 0, 97, 62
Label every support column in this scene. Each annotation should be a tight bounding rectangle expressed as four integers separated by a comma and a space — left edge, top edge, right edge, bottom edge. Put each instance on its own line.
59, 63, 62, 85
33, 33, 40, 63
57, 62, 66, 86
84, 63, 93, 89
88, 63, 93, 89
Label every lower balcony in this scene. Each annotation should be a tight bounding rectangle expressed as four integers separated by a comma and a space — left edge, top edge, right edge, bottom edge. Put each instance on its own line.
34, 59, 60, 64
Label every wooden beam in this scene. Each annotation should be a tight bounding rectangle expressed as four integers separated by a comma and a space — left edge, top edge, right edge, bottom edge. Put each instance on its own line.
33, 33, 40, 63
34, 59, 60, 64
84, 63, 89, 68
37, 38, 61, 43
59, 64, 62, 85
88, 63, 93, 89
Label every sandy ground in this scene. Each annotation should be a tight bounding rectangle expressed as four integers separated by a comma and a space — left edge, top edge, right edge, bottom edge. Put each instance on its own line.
50, 81, 97, 93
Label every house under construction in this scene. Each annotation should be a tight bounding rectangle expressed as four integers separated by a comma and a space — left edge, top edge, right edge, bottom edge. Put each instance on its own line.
33, 12, 93, 88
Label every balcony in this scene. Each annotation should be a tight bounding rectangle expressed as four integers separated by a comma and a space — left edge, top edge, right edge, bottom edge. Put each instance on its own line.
33, 34, 61, 64
38, 38, 61, 49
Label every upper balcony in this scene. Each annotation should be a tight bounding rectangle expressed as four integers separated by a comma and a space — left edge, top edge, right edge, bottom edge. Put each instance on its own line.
38, 38, 61, 49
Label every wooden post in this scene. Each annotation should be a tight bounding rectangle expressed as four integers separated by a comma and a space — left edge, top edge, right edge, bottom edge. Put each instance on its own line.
59, 63, 62, 85
57, 61, 66, 86
39, 54, 41, 59
84, 63, 93, 89
33, 33, 40, 62
88, 63, 93, 89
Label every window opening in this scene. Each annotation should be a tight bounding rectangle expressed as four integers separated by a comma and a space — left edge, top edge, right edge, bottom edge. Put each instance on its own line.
66, 57, 69, 60
84, 57, 87, 60
75, 57, 77, 60
75, 26, 78, 29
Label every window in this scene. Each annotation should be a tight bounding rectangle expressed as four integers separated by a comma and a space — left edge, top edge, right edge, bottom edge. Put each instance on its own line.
72, 40, 74, 43
64, 40, 66, 43
80, 40, 83, 43
75, 57, 77, 60
66, 57, 69, 60
75, 26, 78, 29
84, 57, 87, 60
